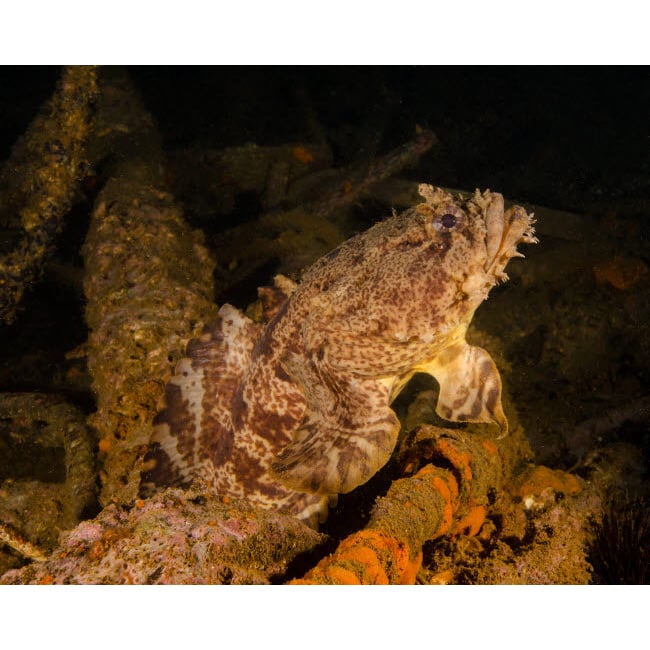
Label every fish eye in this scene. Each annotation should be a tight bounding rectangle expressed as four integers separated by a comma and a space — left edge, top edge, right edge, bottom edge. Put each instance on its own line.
432, 205, 465, 232
441, 213, 456, 228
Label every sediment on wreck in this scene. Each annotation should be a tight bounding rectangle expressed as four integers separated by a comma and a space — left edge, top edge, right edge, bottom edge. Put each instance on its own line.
82, 69, 218, 507
0, 485, 326, 585
290, 418, 601, 584
290, 424, 509, 585
0, 392, 96, 573
0, 66, 98, 324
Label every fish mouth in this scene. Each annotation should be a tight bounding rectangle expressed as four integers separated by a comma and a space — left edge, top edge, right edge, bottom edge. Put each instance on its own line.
484, 194, 537, 280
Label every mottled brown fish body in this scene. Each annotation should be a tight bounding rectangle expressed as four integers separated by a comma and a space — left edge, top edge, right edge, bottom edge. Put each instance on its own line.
142, 185, 536, 526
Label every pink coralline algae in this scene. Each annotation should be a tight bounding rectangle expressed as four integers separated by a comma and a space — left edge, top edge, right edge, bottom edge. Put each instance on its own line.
1, 484, 324, 585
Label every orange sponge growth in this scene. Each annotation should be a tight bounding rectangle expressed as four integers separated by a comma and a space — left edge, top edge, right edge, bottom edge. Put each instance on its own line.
593, 255, 648, 290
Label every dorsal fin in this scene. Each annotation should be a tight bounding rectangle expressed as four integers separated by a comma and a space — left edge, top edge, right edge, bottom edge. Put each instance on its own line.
141, 304, 261, 492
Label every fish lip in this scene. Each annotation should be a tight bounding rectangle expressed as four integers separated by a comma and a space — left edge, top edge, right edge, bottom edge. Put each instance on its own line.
484, 200, 536, 278
483, 191, 506, 265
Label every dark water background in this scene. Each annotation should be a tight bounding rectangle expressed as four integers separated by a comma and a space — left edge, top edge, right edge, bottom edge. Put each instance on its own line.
2, 67, 647, 208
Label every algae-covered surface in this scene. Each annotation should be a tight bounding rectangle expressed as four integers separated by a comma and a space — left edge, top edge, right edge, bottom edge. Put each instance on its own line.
0, 67, 648, 584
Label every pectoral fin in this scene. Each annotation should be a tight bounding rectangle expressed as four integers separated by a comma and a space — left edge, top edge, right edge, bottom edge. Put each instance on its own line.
270, 406, 400, 495
270, 366, 400, 495
420, 342, 508, 435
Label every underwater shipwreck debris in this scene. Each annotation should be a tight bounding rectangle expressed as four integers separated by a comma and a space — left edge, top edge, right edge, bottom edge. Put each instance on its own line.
463, 472, 600, 585
83, 177, 218, 509
568, 394, 650, 460
168, 139, 334, 217
81, 69, 218, 508
0, 522, 47, 563
0, 419, 598, 585
400, 439, 601, 585
0, 392, 95, 569
306, 128, 438, 218
0, 484, 325, 585
0, 66, 98, 325
291, 425, 504, 584
213, 129, 438, 296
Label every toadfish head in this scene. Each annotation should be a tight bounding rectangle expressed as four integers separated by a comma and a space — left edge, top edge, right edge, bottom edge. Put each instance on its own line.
297, 184, 537, 348
414, 184, 537, 310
